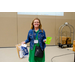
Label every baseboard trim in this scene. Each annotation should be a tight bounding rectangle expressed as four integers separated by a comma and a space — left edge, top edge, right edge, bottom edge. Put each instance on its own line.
0, 45, 58, 48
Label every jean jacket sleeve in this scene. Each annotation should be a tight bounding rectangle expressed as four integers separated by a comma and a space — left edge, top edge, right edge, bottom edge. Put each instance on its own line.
43, 30, 46, 42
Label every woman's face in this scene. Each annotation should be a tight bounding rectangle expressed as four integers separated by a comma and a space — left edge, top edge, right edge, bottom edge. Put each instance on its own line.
33, 20, 40, 28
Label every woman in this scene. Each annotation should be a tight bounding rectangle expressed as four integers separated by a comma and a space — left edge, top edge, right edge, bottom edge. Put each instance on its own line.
22, 18, 46, 62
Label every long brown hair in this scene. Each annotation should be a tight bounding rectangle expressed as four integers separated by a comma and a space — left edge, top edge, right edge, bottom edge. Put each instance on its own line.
31, 18, 43, 31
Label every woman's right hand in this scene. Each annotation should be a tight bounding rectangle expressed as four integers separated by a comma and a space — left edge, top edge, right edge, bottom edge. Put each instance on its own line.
21, 41, 26, 44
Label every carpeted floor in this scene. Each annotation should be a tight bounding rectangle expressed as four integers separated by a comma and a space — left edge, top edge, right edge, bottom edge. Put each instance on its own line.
0, 46, 74, 62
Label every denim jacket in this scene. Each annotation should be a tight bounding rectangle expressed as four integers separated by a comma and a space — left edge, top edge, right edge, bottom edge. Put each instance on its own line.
25, 29, 46, 51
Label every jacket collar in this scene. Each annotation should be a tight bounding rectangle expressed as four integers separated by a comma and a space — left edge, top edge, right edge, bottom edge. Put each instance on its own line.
39, 29, 43, 33
33, 28, 43, 33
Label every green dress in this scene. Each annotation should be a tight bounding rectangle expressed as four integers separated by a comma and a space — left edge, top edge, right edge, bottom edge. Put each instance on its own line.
28, 30, 45, 62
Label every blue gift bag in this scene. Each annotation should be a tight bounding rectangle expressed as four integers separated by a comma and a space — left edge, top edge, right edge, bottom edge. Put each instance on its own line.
21, 46, 29, 56
20, 44, 29, 57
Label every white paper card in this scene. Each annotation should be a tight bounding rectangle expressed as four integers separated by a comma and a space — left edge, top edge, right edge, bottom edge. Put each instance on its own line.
34, 40, 38, 43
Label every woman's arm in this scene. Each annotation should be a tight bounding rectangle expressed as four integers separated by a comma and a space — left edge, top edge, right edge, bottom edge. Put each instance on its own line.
21, 41, 26, 44
43, 30, 46, 43
21, 31, 30, 44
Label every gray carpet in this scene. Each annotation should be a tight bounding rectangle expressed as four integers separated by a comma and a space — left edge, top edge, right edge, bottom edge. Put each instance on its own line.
0, 46, 74, 62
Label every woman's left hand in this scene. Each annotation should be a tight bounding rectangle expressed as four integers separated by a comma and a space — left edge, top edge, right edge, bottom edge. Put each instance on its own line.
43, 39, 46, 43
